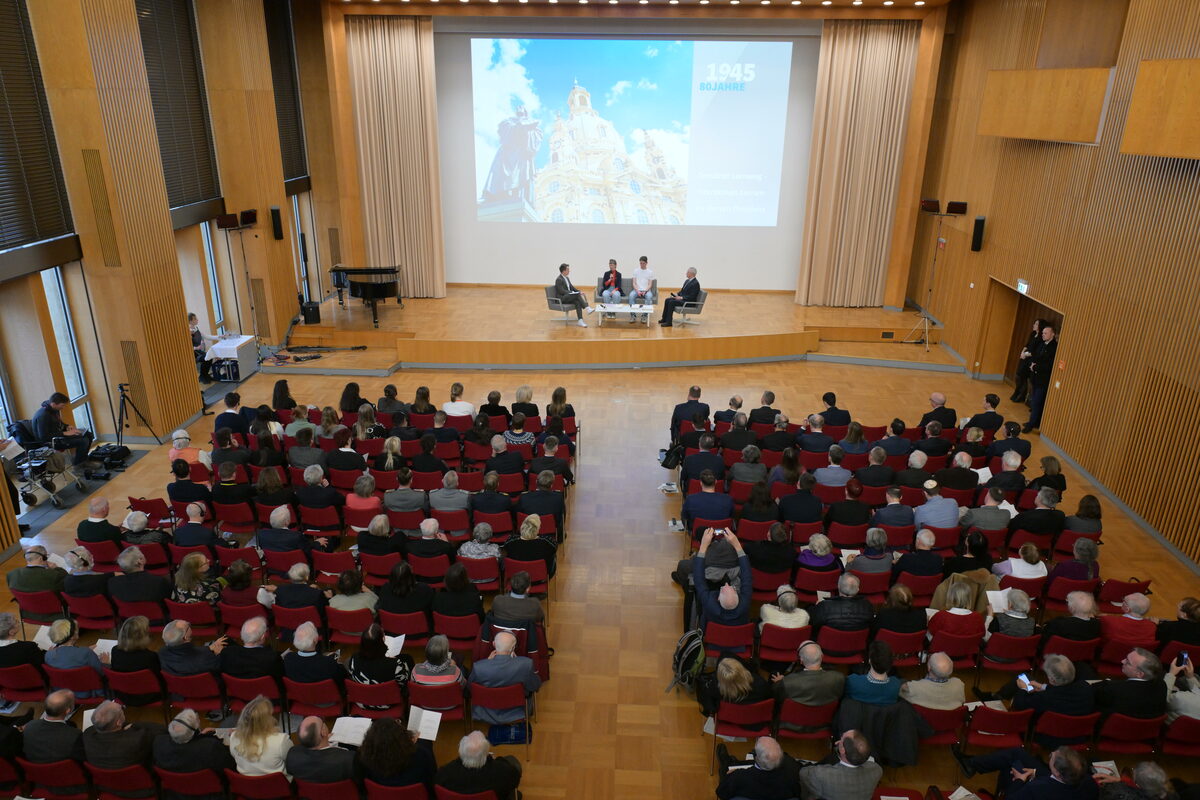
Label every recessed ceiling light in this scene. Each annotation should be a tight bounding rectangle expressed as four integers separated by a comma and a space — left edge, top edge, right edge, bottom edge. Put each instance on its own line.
761, 1, 770, 4
852, 0, 861, 4
821, 0, 832, 5
791, 0, 801, 4
914, 0, 925, 4
699, 1, 709, 5
580, 0, 588, 4
883, 0, 893, 4
670, 0, 679, 4
730, 1, 739, 5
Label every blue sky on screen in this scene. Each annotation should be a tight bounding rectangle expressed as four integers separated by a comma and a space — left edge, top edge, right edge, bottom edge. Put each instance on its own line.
472, 38, 694, 184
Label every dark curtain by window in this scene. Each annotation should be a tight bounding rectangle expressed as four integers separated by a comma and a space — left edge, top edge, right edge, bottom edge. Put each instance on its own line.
0, 0, 73, 254
135, 0, 220, 211
263, 0, 308, 188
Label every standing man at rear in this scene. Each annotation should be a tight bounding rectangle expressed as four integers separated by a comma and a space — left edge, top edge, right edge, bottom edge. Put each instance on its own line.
628, 256, 655, 324
554, 263, 595, 328
658, 267, 700, 328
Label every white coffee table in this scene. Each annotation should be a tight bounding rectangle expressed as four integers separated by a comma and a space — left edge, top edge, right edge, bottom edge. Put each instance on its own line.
596, 303, 653, 327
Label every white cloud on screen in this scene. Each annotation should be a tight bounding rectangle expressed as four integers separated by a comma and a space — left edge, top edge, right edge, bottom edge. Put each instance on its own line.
472, 39, 542, 195
605, 80, 632, 106
644, 46, 659, 57
629, 125, 690, 181
637, 78, 658, 90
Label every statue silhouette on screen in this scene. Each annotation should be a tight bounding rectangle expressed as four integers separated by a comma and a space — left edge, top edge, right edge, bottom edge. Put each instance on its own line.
481, 99, 543, 206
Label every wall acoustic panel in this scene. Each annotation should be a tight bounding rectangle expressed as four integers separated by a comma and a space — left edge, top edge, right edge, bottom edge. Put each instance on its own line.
1120, 58, 1200, 158
82, 149, 121, 268
977, 67, 1115, 143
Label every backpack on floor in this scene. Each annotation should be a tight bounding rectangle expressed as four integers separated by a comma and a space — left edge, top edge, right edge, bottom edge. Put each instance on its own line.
665, 628, 705, 694
660, 443, 685, 470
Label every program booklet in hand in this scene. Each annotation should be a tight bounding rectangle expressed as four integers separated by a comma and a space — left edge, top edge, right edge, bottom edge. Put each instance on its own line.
384, 635, 406, 658
407, 706, 442, 742
986, 588, 1012, 615
329, 717, 372, 747
93, 639, 118, 659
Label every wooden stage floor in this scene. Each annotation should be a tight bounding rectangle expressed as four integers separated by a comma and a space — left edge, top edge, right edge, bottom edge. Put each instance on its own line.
6, 363, 1197, 799
280, 286, 951, 372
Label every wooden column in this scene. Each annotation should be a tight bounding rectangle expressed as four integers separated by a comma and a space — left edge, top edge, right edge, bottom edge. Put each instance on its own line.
882, 5, 947, 309
194, 0, 300, 344
27, 0, 200, 440
0, 274, 67, 417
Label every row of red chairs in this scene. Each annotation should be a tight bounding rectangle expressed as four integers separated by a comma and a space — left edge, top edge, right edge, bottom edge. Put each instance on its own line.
276, 404, 579, 437
3, 752, 500, 799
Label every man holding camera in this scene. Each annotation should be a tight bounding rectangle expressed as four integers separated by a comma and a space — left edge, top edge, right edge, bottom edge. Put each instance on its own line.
692, 527, 751, 626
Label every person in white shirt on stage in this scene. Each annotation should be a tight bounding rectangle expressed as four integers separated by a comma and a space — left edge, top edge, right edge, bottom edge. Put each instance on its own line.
554, 263, 595, 328
628, 256, 655, 324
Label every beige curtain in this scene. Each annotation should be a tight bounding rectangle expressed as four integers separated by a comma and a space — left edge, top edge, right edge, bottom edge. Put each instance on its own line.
796, 20, 919, 307
345, 16, 446, 298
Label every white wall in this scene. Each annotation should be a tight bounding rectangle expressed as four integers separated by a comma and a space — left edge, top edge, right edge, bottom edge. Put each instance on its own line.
432, 18, 820, 291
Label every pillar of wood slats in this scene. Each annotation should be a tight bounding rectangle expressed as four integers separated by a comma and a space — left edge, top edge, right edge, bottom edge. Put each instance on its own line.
27, 0, 200, 440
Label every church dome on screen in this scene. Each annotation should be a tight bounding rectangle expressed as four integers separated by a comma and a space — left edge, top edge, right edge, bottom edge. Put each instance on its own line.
535, 81, 686, 225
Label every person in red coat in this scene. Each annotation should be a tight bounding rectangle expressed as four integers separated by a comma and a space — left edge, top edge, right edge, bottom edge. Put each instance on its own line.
1099, 592, 1156, 644
928, 582, 985, 642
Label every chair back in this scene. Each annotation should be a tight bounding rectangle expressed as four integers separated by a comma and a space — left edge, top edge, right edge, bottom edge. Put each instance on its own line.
346, 679, 406, 719
472, 511, 513, 537
407, 554, 451, 586
218, 602, 270, 637
966, 706, 1033, 749
433, 612, 483, 651
282, 677, 346, 717
432, 509, 470, 533
164, 599, 219, 635
387, 509, 428, 532
365, 779, 432, 799
298, 504, 342, 532
912, 704, 967, 745
895, 571, 942, 606
223, 674, 283, 713
980, 634, 1040, 672
924, 526, 962, 554
154, 766, 226, 797
998, 574, 1046, 600
929, 631, 982, 667
272, 603, 322, 634
434, 788, 499, 800
328, 468, 362, 492
163, 670, 224, 711
102, 668, 164, 707
789, 521, 823, 545
112, 598, 167, 628
1096, 577, 1152, 609
458, 557, 501, 592
43, 665, 104, 705
713, 698, 774, 738
776, 699, 837, 740
874, 521, 915, 548
815, 626, 869, 663
793, 568, 840, 603
63, 592, 118, 630
370, 469, 400, 492
297, 778, 359, 799
467, 681, 527, 718
411, 471, 443, 492
327, 607, 377, 643
750, 568, 792, 604
1034, 711, 1101, 746
11, 589, 65, 622
17, 757, 90, 797
758, 624, 812, 663
378, 610, 433, 644
702, 622, 754, 657
848, 570, 890, 603
86, 762, 157, 797
361, 552, 403, 585
502, 558, 549, 590
1096, 713, 1167, 753
408, 681, 466, 721
312, 550, 357, 584
826, 522, 867, 550
1162, 714, 1200, 757
212, 502, 257, 534
1039, 636, 1100, 663
223, 768, 294, 800
873, 628, 927, 666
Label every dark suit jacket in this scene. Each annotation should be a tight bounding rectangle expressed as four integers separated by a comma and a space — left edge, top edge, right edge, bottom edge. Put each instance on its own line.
934, 467, 979, 491
915, 437, 953, 457
214, 411, 249, 435
1008, 508, 1066, 536
1093, 678, 1168, 718
778, 491, 823, 524
873, 436, 913, 456
528, 456, 573, 483
677, 276, 700, 302
485, 451, 525, 475
77, 519, 123, 546
681, 492, 735, 530
713, 409, 737, 423
108, 571, 171, 604
797, 432, 835, 453
821, 407, 851, 427
283, 652, 346, 684
407, 538, 456, 561
758, 431, 793, 452
257, 527, 316, 554
83, 723, 163, 769
159, 643, 220, 676
220, 645, 284, 679
325, 449, 366, 472
275, 582, 327, 609
989, 471, 1028, 492
436, 756, 522, 800
295, 484, 345, 509
286, 746, 356, 784
599, 270, 623, 294
671, 399, 710, 438
22, 719, 84, 763
1008, 774, 1098, 800
678, 428, 706, 451
871, 503, 915, 528
716, 755, 801, 800
173, 523, 221, 549
987, 437, 1032, 461
748, 406, 782, 426
1013, 679, 1095, 720
894, 468, 932, 488
720, 429, 757, 452
472, 491, 513, 514
517, 490, 565, 528
1030, 337, 1058, 387
1041, 615, 1101, 643
681, 451, 724, 489
825, 500, 871, 527
554, 273, 583, 300
892, 549, 943, 578
211, 482, 254, 506
152, 733, 235, 780
964, 411, 1004, 431
855, 464, 896, 487
167, 481, 212, 504
919, 407, 957, 429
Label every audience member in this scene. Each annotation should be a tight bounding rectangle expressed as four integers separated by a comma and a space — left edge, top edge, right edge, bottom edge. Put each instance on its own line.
681, 470, 735, 534
990, 589, 1037, 637
825, 480, 871, 526
808, 574, 872, 633
748, 391, 781, 426
220, 616, 283, 679
692, 529, 751, 626
468, 631, 542, 723
894, 451, 932, 488
952, 744, 1092, 800
0, 612, 43, 669
172, 551, 221, 605
376, 562, 434, 616
871, 419, 912, 457
1041, 591, 1101, 643
960, 487, 1014, 531
963, 394, 1004, 432
1093, 647, 1167, 718
893, 530, 943, 578
6, 545, 66, 598
915, 421, 953, 458
433, 563, 486, 620
759, 584, 809, 630
778, 473, 822, 525
986, 421, 1031, 462
993, 542, 1049, 579
798, 729, 883, 800
230, 695, 291, 776
77, 497, 123, 545
109, 616, 162, 706
845, 641, 901, 705
329, 569, 378, 613
82, 700, 164, 771
900, 651, 964, 709
153, 709, 235, 799
491, 571, 543, 624
211, 461, 254, 506
797, 414, 835, 453
871, 486, 915, 528
919, 392, 957, 430
435, 731, 522, 800
158, 620, 226, 676
484, 435, 522, 475
927, 582, 984, 640
285, 716, 355, 783
855, 447, 895, 487
355, 718, 437, 789
845, 528, 891, 574
1064, 494, 1103, 535
935, 451, 980, 491
772, 641, 844, 711
813, 445, 852, 487
715, 736, 800, 800
283, 622, 346, 685
168, 460, 212, 504
714, 395, 743, 424
914, 480, 959, 529
873, 584, 927, 635
1100, 593, 1156, 643
412, 635, 465, 688
744, 522, 795, 574
22, 689, 83, 763
796, 533, 841, 573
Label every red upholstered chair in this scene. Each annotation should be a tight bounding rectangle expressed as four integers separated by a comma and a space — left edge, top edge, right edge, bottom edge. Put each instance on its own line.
793, 568, 841, 605
112, 599, 167, 631
813, 483, 845, 507
1096, 578, 1152, 611
790, 521, 823, 546
212, 502, 258, 535
163, 671, 224, 715
155, 766, 227, 800
848, 570, 890, 604
775, 699, 837, 741
272, 604, 322, 638
1038, 636, 1100, 664
894, 571, 942, 608
941, 488, 975, 508
346, 680, 406, 719
127, 496, 174, 529
736, 519, 775, 543
218, 602, 271, 638
407, 682, 467, 732
387, 509, 428, 533
816, 627, 868, 665
407, 554, 450, 588
873, 628, 926, 667
10, 589, 64, 636
364, 780, 432, 800
411, 471, 443, 492
1095, 713, 1166, 755
378, 610, 433, 647
1053, 530, 1101, 561
758, 624, 812, 664
283, 677, 345, 718
361, 552, 403, 587
223, 674, 284, 714
472, 511, 513, 540
326, 608, 376, 644
1043, 577, 1100, 615
826, 523, 868, 551
42, 665, 104, 708
468, 682, 532, 759
262, 549, 308, 580
103, 668, 165, 713
434, 789, 498, 800
710, 699, 774, 774
297, 778, 358, 800
86, 762, 158, 800
1007, 529, 1051, 557
369, 468, 400, 492
929, 631, 982, 671
924, 526, 962, 555
433, 612, 484, 656
223, 768, 294, 800
912, 704, 966, 745
164, 599, 220, 638
978, 634, 1040, 678
457, 557, 501, 592
17, 757, 90, 800
298, 505, 342, 534
965, 706, 1033, 750
63, 593, 118, 632
879, 524, 914, 550
1161, 715, 1200, 757
750, 568, 792, 604
702, 622, 755, 659
218, 546, 265, 581
1031, 711, 1101, 751
311, 550, 357, 586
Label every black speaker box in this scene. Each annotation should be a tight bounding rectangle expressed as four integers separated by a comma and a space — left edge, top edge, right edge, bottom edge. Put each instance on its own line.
239, 209, 257, 228
971, 216, 986, 252
270, 207, 284, 240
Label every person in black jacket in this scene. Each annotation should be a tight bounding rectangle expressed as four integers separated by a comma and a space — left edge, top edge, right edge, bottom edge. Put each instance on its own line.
1011, 318, 1046, 403
855, 447, 896, 488
275, 563, 332, 610
22, 690, 85, 764
109, 547, 171, 607
375, 562, 434, 617
1092, 647, 1168, 718
808, 573, 873, 633
220, 616, 283, 679
0, 612, 44, 669
1008, 488, 1066, 538
778, 473, 823, 525
286, 717, 356, 784
167, 459, 212, 505
256, 505, 329, 555
657, 267, 700, 327
283, 622, 346, 685
432, 564, 485, 620
964, 394, 1004, 433
62, 547, 110, 599
825, 479, 872, 527
1024, 323, 1058, 433
484, 436, 524, 476
436, 731, 522, 800
411, 434, 450, 475
742, 523, 794, 575
82, 701, 165, 770
914, 421, 953, 457
527, 437, 573, 484
32, 391, 93, 465
294, 465, 345, 509
517, 470, 566, 533
918, 392, 957, 430
154, 709, 236, 800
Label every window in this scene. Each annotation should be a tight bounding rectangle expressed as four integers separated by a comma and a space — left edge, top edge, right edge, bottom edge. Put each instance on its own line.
630, 180, 642, 195
0, 375, 12, 431
613, 158, 625, 171
40, 267, 86, 402
636, 209, 650, 224
291, 195, 309, 303
551, 209, 564, 223
263, 0, 308, 190
591, 209, 605, 224
200, 222, 224, 331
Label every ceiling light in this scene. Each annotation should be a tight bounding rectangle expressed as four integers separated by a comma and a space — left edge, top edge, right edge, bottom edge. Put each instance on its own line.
761, 1, 770, 4
852, 0, 861, 4
821, 0, 832, 4
730, 1, 739, 5
700, 1, 709, 5
670, 0, 679, 4
883, 0, 893, 4
791, 0, 801, 4
914, 0, 925, 4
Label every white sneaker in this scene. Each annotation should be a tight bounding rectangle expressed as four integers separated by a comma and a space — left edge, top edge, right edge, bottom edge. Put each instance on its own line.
577, 319, 588, 328
586, 306, 596, 315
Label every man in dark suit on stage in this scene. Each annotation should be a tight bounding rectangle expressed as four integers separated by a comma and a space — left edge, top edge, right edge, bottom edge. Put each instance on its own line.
670, 386, 709, 442
554, 263, 595, 327
658, 267, 700, 327
964, 394, 1005, 432
919, 392, 957, 430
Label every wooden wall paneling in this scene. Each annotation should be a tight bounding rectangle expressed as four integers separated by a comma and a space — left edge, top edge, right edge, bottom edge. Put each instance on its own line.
872, 6, 947, 309
1036, 0, 1130, 68
58, 261, 115, 437
0, 275, 61, 417
977, 67, 1115, 143
174, 226, 214, 333
27, 0, 201, 440
194, 0, 300, 345
972, 279, 1019, 378
292, 0, 341, 295
911, 0, 1200, 561
1120, 58, 1200, 158
0, 466, 19, 552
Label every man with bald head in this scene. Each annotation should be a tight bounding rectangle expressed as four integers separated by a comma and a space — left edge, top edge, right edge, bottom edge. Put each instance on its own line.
900, 652, 965, 710
22, 690, 84, 763
693, 528, 752, 626
1100, 593, 1156, 644
153, 708, 235, 792
714, 395, 743, 425
220, 616, 283, 679
919, 392, 957, 430
436, 731, 523, 800
716, 736, 801, 800
82, 700, 164, 769
76, 497, 122, 546
467, 631, 542, 724
285, 716, 354, 783
773, 641, 845, 714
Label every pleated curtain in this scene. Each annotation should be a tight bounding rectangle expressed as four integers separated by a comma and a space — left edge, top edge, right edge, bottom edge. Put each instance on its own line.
796, 20, 919, 307
345, 16, 446, 298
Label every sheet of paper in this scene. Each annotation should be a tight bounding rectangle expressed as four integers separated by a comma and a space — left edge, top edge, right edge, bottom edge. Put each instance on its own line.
384, 635, 406, 658
256, 587, 276, 608
815, 590, 832, 602
948, 787, 978, 800
212, 728, 235, 741
974, 467, 993, 484
329, 716, 372, 747
702, 716, 715, 735
407, 706, 442, 741
926, 606, 939, 620
1092, 760, 1119, 778
82, 709, 95, 731
46, 553, 68, 570
93, 639, 118, 658
839, 549, 861, 567
33, 625, 54, 651
986, 588, 1012, 615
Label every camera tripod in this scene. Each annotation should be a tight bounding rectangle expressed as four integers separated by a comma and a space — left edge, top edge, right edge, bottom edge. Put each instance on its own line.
116, 383, 160, 447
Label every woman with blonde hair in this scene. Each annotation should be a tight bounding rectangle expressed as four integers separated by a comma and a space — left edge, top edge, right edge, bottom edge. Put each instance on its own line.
230, 695, 291, 776
374, 436, 404, 472
955, 426, 988, 459
318, 406, 346, 440
511, 385, 538, 420
110, 615, 161, 705
173, 551, 222, 605
1028, 455, 1067, 494
501, 513, 558, 577
700, 657, 769, 713
45, 618, 107, 697
354, 404, 386, 440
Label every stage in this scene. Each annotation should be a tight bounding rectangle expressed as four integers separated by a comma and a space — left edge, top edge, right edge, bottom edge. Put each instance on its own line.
273, 286, 953, 374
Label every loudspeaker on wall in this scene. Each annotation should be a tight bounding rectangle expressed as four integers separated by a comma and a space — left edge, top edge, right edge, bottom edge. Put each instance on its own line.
270, 207, 284, 240
971, 216, 986, 252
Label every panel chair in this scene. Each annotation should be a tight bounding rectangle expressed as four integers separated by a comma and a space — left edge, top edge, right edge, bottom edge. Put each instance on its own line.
676, 289, 708, 325
709, 699, 773, 774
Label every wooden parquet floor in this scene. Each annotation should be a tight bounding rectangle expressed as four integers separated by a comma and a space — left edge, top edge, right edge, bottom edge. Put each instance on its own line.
6, 361, 1198, 799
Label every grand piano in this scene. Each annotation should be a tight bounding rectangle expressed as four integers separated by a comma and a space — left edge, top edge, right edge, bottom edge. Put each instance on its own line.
329, 266, 403, 328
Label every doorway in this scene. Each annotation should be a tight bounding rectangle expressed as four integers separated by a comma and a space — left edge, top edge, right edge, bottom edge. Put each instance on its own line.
1005, 296, 1064, 389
